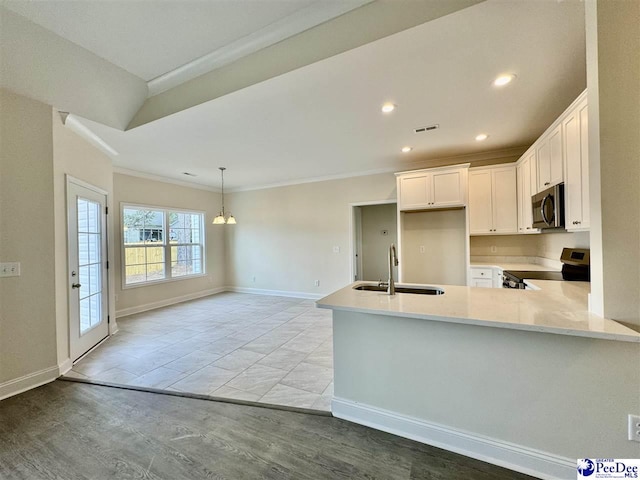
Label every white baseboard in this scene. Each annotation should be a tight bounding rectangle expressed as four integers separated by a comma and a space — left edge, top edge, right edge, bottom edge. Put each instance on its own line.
331, 397, 575, 480
116, 287, 226, 318
227, 286, 323, 300
109, 320, 119, 336
58, 358, 73, 376
0, 365, 60, 401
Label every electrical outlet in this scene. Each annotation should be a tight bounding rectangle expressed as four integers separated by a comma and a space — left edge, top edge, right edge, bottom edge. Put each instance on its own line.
490, 245, 498, 253
332, 246, 340, 254
628, 414, 640, 442
0, 262, 20, 278
314, 280, 320, 287
419, 246, 425, 254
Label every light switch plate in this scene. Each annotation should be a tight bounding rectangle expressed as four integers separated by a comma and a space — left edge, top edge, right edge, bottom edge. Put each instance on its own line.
0, 262, 20, 277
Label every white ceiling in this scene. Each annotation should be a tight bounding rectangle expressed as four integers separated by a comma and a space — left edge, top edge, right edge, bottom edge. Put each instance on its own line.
73, 0, 586, 191
2, 0, 367, 82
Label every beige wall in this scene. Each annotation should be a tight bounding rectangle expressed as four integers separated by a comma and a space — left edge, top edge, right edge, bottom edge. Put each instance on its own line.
588, 0, 640, 327
113, 173, 225, 314
400, 209, 467, 285
52, 111, 115, 366
360, 203, 397, 282
225, 173, 397, 295
334, 310, 640, 462
0, 89, 57, 383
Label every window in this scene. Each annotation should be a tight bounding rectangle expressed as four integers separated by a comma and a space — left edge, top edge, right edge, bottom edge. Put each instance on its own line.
122, 205, 204, 286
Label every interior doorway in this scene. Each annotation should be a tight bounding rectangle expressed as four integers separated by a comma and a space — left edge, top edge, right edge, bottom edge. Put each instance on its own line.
67, 178, 109, 361
351, 202, 398, 282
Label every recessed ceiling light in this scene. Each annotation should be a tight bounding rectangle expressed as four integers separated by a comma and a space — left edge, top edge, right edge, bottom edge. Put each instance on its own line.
381, 102, 396, 113
493, 74, 516, 87
401, 146, 413, 153
475, 134, 489, 141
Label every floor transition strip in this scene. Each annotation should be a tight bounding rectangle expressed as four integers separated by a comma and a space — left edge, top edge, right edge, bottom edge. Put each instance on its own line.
58, 376, 332, 417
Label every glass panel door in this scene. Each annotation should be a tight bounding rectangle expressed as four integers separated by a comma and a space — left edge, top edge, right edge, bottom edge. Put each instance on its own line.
68, 179, 109, 361
77, 197, 103, 334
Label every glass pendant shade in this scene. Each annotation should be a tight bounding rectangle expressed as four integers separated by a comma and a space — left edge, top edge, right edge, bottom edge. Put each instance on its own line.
213, 167, 237, 225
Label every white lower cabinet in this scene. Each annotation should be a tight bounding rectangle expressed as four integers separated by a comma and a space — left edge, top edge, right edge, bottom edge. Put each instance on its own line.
470, 266, 502, 288
471, 277, 494, 288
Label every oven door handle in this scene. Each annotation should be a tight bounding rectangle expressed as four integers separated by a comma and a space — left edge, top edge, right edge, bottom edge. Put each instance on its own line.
540, 194, 553, 226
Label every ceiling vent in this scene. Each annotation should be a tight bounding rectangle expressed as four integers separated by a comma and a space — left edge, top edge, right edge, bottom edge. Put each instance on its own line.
414, 124, 439, 134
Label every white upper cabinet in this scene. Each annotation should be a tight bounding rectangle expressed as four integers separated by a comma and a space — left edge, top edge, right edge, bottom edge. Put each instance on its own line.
516, 149, 540, 234
516, 89, 588, 232
398, 173, 430, 209
536, 124, 563, 192
468, 170, 492, 233
396, 164, 468, 211
563, 97, 590, 230
468, 165, 518, 235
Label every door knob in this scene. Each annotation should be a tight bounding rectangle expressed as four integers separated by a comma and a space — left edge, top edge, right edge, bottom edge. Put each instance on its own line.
72, 283, 81, 289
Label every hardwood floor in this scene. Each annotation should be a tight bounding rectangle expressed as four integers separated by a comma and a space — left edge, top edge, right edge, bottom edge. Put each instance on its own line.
0, 381, 538, 479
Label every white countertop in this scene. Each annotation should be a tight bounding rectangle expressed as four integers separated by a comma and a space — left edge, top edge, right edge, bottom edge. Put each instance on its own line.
316, 281, 640, 343
470, 261, 558, 272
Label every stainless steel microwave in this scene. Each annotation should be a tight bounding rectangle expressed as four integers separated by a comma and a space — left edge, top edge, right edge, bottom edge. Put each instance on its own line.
532, 184, 565, 229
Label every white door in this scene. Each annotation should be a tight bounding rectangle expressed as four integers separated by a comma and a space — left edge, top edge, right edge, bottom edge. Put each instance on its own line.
67, 180, 109, 361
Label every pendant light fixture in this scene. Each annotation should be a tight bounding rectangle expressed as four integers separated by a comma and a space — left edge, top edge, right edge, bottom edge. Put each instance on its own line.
213, 167, 236, 225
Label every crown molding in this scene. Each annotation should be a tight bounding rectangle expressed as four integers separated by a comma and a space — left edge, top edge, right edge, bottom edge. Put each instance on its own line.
227, 166, 398, 193
146, 1, 372, 97
114, 146, 529, 194
113, 167, 219, 192
402, 146, 528, 171
64, 114, 119, 157
228, 147, 530, 193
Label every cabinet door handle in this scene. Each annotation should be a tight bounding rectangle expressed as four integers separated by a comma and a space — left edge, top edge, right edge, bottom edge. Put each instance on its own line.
544, 182, 550, 186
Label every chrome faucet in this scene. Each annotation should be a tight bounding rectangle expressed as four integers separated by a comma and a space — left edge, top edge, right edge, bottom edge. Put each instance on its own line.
378, 243, 399, 295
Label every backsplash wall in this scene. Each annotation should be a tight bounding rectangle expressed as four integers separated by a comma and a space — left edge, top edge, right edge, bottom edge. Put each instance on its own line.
470, 235, 539, 257
470, 231, 590, 261
537, 231, 590, 260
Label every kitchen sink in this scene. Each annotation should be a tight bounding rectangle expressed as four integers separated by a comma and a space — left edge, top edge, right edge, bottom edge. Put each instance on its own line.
353, 284, 444, 295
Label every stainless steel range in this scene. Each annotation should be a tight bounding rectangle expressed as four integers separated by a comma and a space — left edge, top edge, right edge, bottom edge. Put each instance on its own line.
502, 248, 590, 289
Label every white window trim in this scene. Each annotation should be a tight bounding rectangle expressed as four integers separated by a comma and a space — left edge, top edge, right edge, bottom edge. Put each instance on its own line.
120, 202, 206, 289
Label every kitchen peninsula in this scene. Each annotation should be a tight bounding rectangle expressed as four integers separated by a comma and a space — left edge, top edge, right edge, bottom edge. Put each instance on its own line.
316, 283, 640, 479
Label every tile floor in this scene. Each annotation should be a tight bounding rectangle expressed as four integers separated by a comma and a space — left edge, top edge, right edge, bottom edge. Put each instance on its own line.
66, 292, 334, 411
